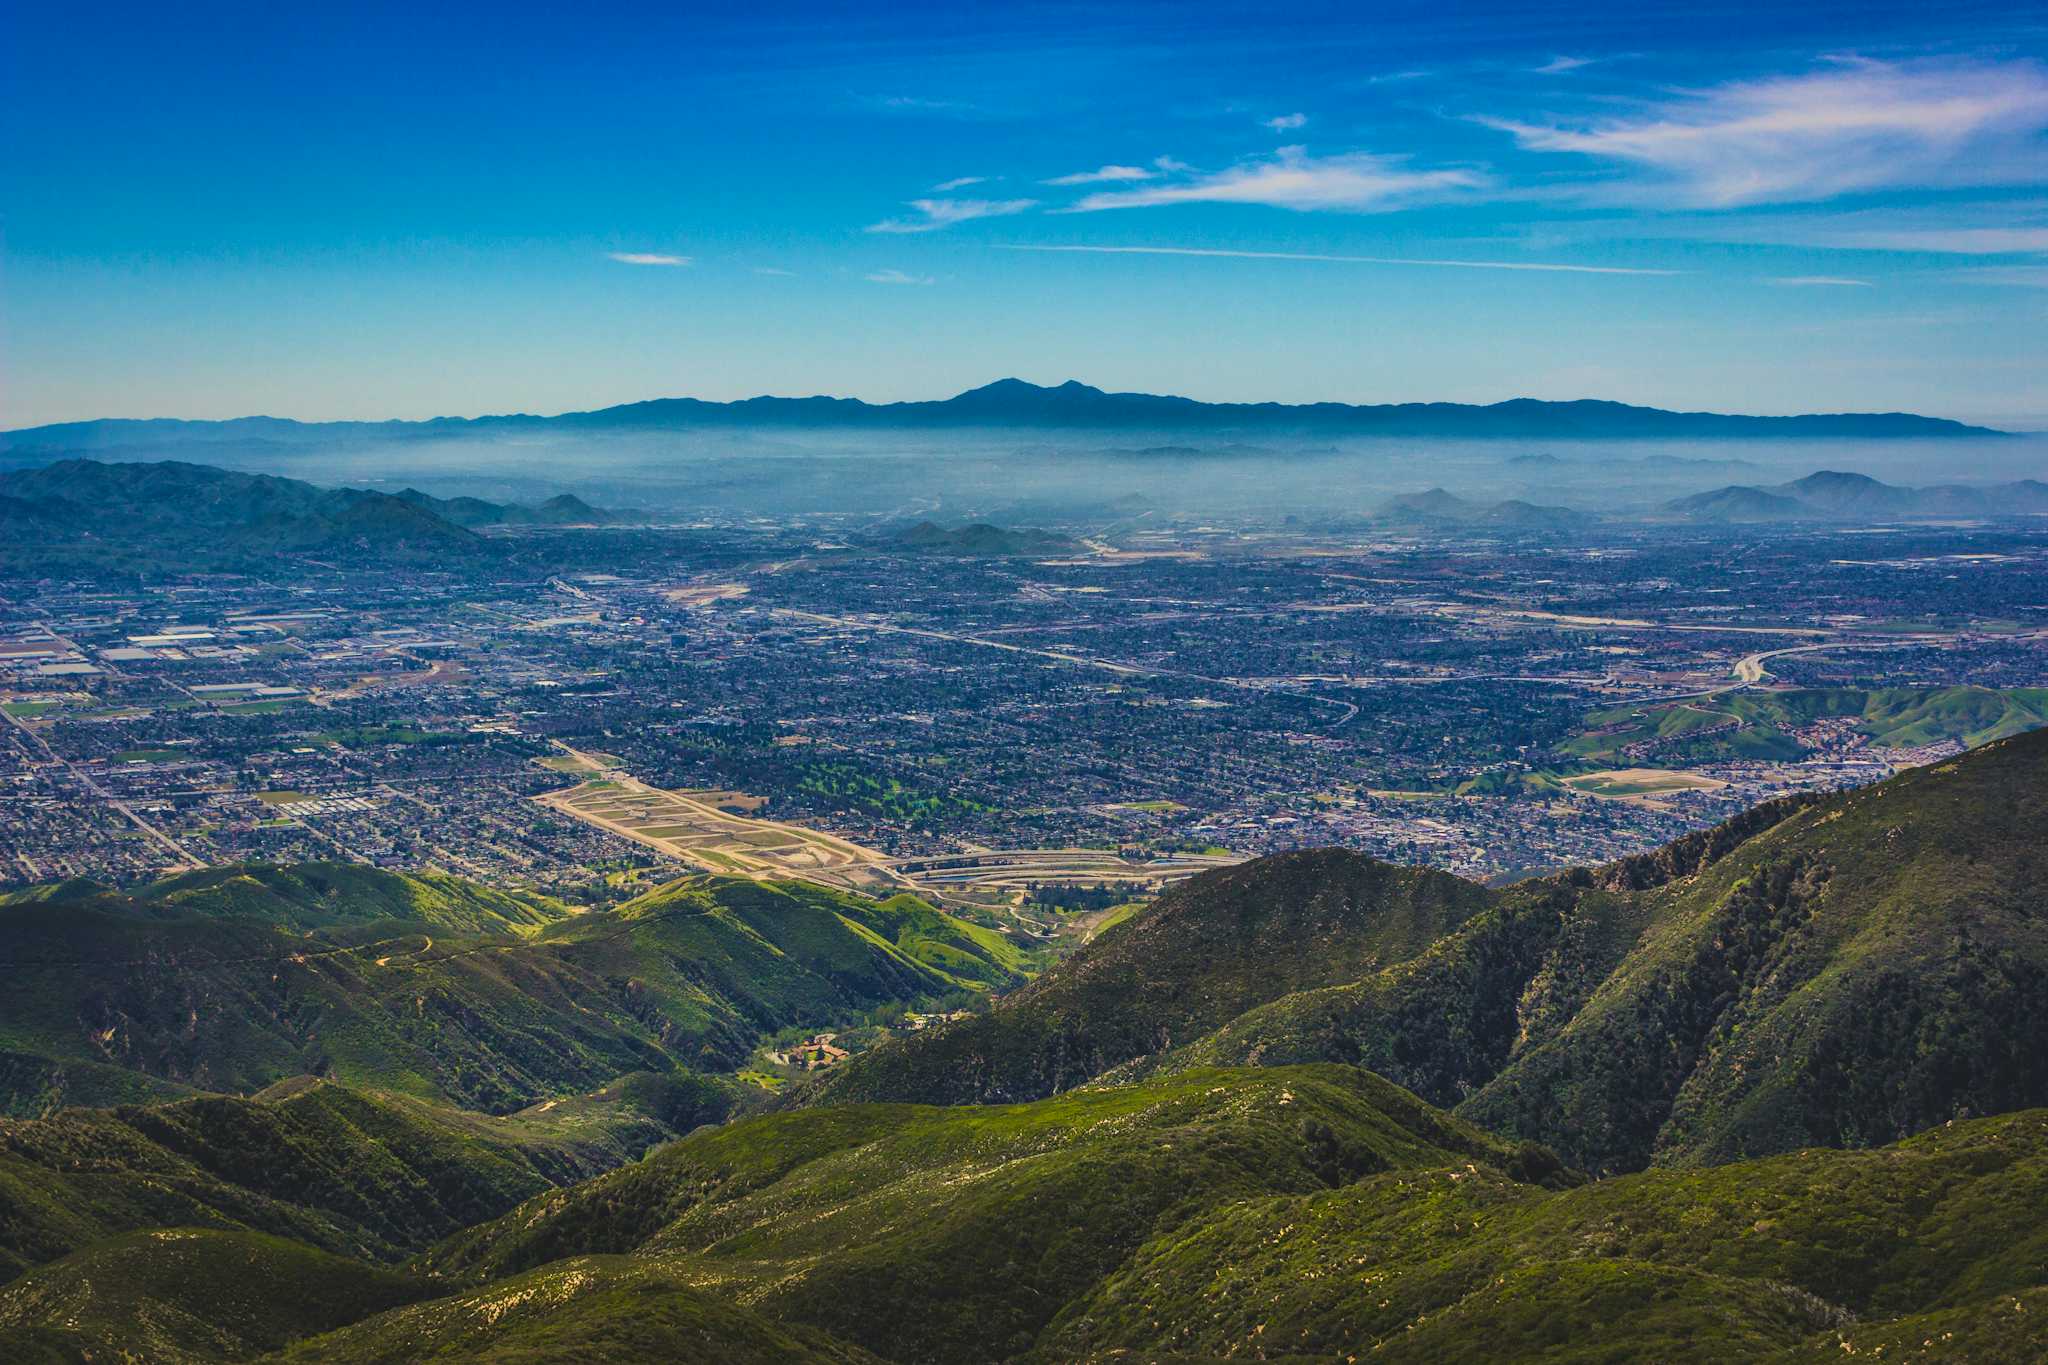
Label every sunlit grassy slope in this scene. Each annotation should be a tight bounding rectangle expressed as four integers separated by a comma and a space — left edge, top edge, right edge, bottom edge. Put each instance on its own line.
0, 869, 1025, 1115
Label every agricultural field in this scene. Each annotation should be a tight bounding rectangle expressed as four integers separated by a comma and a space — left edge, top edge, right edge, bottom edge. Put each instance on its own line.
535, 767, 908, 894
537, 758, 1234, 910
1561, 767, 1728, 807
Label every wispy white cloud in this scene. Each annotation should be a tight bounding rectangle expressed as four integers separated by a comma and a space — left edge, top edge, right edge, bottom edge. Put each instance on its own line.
1532, 55, 1595, 75
1063, 147, 1482, 213
1480, 58, 2048, 207
1958, 265, 2048, 287
1152, 155, 1192, 173
1043, 164, 1157, 186
867, 197, 1038, 233
1801, 225, 2048, 254
1767, 275, 1872, 286
878, 95, 969, 113
1263, 112, 1308, 131
866, 268, 934, 285
753, 266, 795, 276
933, 175, 988, 192
994, 244, 1677, 275
607, 252, 690, 266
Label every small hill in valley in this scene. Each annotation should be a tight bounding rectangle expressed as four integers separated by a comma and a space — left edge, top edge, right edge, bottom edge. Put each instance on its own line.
1376, 487, 1589, 527
395, 487, 612, 527
1664, 484, 1812, 521
889, 520, 1082, 555
1668, 470, 2048, 521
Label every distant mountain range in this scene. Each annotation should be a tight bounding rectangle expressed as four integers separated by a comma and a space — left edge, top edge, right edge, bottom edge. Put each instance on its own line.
2, 378, 2003, 450
1668, 469, 2048, 521
0, 459, 611, 572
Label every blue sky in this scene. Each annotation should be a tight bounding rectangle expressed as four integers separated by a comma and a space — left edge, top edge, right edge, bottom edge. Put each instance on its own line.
6, 0, 2048, 426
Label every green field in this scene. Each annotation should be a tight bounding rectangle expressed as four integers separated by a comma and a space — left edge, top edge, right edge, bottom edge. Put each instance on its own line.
314, 724, 460, 747
1563, 769, 1723, 797
539, 750, 620, 772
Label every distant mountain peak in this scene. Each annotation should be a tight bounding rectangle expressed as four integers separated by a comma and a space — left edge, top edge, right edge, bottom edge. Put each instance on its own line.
948, 377, 1110, 404
1788, 470, 1886, 490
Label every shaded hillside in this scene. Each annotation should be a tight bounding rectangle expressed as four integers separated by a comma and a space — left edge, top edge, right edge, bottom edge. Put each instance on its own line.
0, 869, 1025, 1114
271, 1079, 2048, 1362
1460, 727, 2048, 1171
281, 1257, 882, 1363
810, 730, 2048, 1174
1041, 1107, 2048, 1363
0, 1074, 719, 1279
0, 1230, 433, 1363
0, 459, 607, 572
0, 1068, 2039, 1360
417, 1066, 1538, 1363
806, 853, 1494, 1107
0, 460, 479, 571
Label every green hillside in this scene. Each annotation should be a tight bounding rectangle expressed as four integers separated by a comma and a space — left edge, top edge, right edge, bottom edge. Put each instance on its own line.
0, 713, 2043, 1358
280, 1256, 882, 1363
1461, 724, 2048, 1172
32, 1073, 2038, 1363
405, 1066, 1545, 1362
1041, 1107, 2048, 1363
0, 459, 619, 575
0, 869, 1026, 1115
1562, 685, 2048, 764
807, 853, 1492, 1108
0, 1230, 431, 1363
813, 729, 2048, 1174
0, 459, 486, 574
0, 1074, 718, 1279
118, 862, 576, 936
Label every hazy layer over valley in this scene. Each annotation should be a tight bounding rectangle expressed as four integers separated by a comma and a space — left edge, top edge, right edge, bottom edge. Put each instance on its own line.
7, 381, 2044, 529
